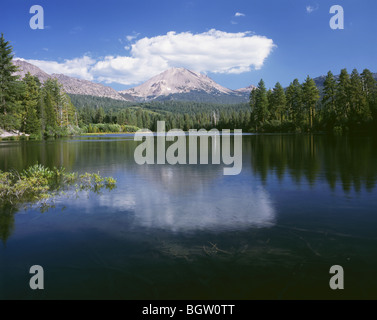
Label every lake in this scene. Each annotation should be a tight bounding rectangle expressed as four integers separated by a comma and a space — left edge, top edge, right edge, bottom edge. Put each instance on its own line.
1, 134, 377, 299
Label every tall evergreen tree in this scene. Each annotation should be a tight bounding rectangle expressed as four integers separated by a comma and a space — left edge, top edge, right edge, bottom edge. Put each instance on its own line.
250, 79, 269, 131
266, 88, 274, 120
42, 89, 57, 134
286, 79, 303, 126
302, 76, 320, 130
361, 69, 377, 129
21, 72, 41, 135
335, 68, 351, 127
271, 82, 286, 123
349, 68, 371, 128
321, 71, 337, 130
0, 33, 22, 131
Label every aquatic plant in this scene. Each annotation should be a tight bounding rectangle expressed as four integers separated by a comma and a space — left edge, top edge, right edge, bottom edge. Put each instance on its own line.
0, 163, 117, 212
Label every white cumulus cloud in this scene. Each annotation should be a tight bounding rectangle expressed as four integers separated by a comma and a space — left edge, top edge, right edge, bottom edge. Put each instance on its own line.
91, 55, 169, 85
22, 56, 96, 80
92, 29, 275, 85
21, 29, 275, 86
235, 12, 245, 17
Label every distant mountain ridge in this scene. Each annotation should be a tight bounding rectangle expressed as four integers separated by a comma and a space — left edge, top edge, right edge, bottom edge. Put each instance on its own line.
13, 60, 128, 101
234, 85, 257, 94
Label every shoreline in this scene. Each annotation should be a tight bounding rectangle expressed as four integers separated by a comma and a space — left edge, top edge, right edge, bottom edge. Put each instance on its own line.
81, 132, 139, 135
0, 129, 30, 139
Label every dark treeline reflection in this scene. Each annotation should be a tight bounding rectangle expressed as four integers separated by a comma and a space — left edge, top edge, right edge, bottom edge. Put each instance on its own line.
247, 134, 377, 192
0, 137, 138, 173
0, 140, 77, 172
0, 211, 15, 245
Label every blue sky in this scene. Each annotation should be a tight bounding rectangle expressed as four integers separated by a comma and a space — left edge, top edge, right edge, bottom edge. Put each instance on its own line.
1, 0, 377, 91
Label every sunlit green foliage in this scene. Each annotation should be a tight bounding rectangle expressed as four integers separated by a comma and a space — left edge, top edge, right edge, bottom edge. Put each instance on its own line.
0, 164, 116, 212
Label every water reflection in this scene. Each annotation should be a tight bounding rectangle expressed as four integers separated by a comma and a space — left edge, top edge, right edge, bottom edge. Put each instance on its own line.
95, 164, 276, 232
1, 134, 377, 243
132, 185, 275, 232
247, 135, 377, 192
0, 211, 15, 245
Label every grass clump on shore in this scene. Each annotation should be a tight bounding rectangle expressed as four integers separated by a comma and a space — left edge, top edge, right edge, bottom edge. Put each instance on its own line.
0, 163, 116, 212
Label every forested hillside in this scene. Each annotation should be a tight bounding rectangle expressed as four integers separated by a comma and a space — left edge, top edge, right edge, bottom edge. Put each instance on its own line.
70, 94, 251, 132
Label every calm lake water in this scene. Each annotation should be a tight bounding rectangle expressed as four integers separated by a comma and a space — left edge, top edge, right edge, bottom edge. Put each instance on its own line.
1, 134, 377, 299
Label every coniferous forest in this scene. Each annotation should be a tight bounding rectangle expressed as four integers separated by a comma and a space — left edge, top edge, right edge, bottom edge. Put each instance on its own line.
1, 33, 377, 137
249, 72, 377, 134
0, 34, 79, 139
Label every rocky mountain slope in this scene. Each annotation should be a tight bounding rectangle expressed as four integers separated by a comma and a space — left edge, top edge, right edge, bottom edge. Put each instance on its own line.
13, 59, 51, 83
120, 68, 251, 103
13, 60, 128, 101
234, 85, 256, 94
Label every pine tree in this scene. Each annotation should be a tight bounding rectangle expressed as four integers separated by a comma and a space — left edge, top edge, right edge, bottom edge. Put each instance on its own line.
250, 79, 269, 131
321, 71, 337, 130
361, 69, 377, 97
349, 69, 371, 129
286, 79, 303, 127
0, 33, 22, 131
271, 82, 286, 123
361, 69, 377, 129
22, 72, 41, 135
266, 89, 274, 120
42, 90, 57, 135
60, 92, 76, 127
335, 68, 351, 128
302, 76, 319, 130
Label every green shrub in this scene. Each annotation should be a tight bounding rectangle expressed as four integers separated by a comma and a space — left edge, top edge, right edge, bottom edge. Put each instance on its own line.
0, 164, 117, 212
122, 125, 140, 133
29, 133, 42, 140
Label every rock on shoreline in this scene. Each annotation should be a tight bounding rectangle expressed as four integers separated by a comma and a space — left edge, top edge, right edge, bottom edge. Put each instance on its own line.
0, 129, 30, 138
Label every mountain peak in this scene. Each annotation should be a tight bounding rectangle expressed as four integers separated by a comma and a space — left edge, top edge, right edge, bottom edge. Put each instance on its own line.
120, 67, 236, 101
160, 67, 201, 80
166, 67, 189, 72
